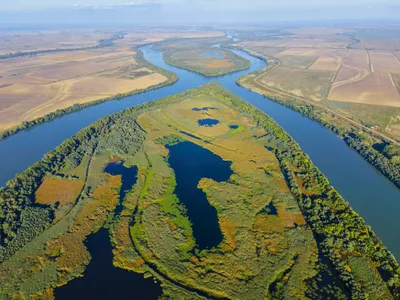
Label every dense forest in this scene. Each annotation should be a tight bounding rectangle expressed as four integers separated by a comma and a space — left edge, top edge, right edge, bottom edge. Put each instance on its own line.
238, 69, 400, 190
226, 89, 400, 298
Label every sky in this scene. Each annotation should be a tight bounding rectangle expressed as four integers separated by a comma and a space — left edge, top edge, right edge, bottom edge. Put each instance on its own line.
1, 0, 400, 25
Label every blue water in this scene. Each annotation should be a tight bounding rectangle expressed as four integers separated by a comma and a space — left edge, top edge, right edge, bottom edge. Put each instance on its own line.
55, 228, 162, 300
104, 161, 138, 217
198, 118, 220, 127
0, 45, 399, 259
167, 141, 232, 250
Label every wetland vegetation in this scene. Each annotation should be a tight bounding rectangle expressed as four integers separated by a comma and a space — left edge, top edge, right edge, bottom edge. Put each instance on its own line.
238, 75, 400, 190
0, 83, 399, 299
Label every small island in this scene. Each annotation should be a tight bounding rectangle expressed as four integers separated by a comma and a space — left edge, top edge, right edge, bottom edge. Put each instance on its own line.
153, 38, 250, 77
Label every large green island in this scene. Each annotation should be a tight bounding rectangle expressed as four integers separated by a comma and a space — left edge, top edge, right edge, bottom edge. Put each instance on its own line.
153, 39, 250, 77
0, 83, 399, 299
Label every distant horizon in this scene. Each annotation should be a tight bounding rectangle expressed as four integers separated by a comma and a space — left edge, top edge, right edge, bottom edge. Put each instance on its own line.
2, 18, 400, 29
1, 0, 400, 26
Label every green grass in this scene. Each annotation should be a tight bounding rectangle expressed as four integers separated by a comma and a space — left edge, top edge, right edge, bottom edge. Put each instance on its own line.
229, 124, 245, 135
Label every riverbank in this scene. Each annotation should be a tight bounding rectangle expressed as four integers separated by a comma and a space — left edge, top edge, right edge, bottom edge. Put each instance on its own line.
153, 38, 251, 77
0, 47, 179, 141
236, 60, 400, 190
2, 82, 399, 298
0, 42, 399, 278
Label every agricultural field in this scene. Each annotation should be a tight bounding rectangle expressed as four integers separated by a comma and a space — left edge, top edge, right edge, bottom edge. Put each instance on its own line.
0, 43, 168, 133
0, 29, 110, 55
236, 26, 400, 140
328, 49, 400, 107
0, 28, 223, 136
117, 29, 225, 46
153, 38, 250, 76
1, 83, 398, 299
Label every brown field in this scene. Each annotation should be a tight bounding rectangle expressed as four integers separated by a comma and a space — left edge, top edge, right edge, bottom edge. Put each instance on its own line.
369, 51, 400, 73
117, 29, 225, 46
345, 49, 370, 70
206, 59, 234, 68
0, 30, 109, 55
0, 28, 228, 133
328, 49, 400, 107
257, 68, 335, 101
392, 73, 400, 91
35, 178, 85, 206
329, 72, 400, 107
332, 65, 369, 87
353, 39, 400, 51
241, 37, 349, 49
278, 48, 318, 56
238, 26, 400, 140
0, 45, 167, 131
309, 52, 343, 71
277, 55, 317, 70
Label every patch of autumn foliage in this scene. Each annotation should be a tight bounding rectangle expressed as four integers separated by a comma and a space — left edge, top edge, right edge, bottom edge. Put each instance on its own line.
46, 175, 121, 284
35, 178, 84, 206
219, 217, 237, 251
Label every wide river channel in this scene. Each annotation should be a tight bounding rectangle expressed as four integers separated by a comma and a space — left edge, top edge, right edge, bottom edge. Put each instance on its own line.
0, 45, 400, 260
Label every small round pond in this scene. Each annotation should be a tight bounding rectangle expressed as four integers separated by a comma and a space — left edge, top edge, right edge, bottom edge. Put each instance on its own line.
198, 118, 220, 127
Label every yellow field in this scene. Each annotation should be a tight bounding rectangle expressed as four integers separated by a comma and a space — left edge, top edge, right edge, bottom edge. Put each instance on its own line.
329, 72, 400, 107
278, 48, 318, 56
369, 51, 400, 74
0, 45, 167, 131
117, 29, 225, 46
309, 51, 343, 71
35, 178, 84, 206
354, 39, 400, 51
257, 68, 335, 101
238, 27, 400, 141
345, 49, 370, 70
0, 28, 227, 133
0, 30, 109, 55
241, 37, 349, 49
328, 49, 400, 107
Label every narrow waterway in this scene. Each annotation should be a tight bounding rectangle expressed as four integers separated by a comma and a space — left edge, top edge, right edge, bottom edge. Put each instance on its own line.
104, 161, 138, 217
0, 44, 399, 260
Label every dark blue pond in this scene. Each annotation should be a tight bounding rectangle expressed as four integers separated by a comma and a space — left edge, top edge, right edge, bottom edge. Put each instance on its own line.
55, 228, 162, 300
192, 107, 218, 111
167, 141, 232, 250
198, 118, 220, 127
104, 161, 138, 217
229, 125, 239, 129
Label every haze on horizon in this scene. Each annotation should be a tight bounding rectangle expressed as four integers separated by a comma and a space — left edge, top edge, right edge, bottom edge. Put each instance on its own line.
1, 0, 400, 26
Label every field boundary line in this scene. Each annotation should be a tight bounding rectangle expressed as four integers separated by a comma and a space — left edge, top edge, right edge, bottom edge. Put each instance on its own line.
249, 68, 400, 146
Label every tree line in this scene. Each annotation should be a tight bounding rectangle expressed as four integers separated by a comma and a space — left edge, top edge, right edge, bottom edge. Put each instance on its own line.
258, 94, 400, 191
0, 47, 178, 142
219, 84, 400, 299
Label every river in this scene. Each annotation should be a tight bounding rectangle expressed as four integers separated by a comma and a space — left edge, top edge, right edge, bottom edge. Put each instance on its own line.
0, 45, 399, 260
